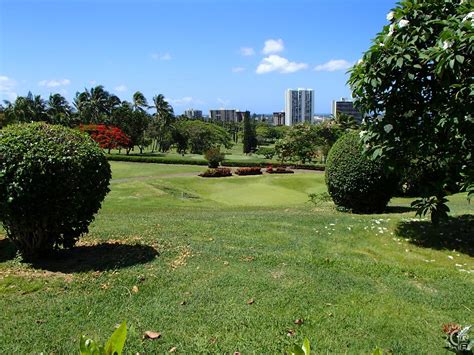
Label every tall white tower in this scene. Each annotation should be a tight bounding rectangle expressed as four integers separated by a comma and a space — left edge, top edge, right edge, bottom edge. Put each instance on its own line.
285, 88, 314, 126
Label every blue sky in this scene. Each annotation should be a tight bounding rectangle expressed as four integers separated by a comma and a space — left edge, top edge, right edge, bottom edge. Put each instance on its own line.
0, 0, 396, 114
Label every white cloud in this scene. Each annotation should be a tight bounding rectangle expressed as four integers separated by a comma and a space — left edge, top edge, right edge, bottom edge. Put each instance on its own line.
38, 79, 71, 88
232, 67, 245, 73
217, 98, 230, 107
240, 47, 255, 56
262, 38, 284, 54
114, 85, 128, 92
167, 96, 204, 106
314, 59, 353, 72
256, 55, 308, 74
151, 52, 172, 61
89, 80, 97, 86
0, 75, 17, 101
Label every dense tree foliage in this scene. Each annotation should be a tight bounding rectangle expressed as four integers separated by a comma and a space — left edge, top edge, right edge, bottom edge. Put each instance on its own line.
333, 112, 358, 131
274, 122, 345, 164
242, 111, 257, 153
348, 0, 473, 222
178, 120, 232, 154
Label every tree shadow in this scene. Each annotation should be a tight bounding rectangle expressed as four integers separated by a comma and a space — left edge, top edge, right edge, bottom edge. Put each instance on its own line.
30, 242, 159, 273
0, 238, 17, 262
384, 205, 416, 214
395, 215, 474, 256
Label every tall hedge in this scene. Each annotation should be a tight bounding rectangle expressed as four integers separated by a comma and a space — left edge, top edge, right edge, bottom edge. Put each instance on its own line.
325, 131, 396, 213
0, 123, 111, 259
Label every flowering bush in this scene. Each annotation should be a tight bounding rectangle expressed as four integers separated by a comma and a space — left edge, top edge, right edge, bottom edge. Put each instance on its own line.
199, 168, 232, 177
80, 124, 131, 152
266, 165, 294, 174
235, 167, 262, 176
349, 0, 473, 222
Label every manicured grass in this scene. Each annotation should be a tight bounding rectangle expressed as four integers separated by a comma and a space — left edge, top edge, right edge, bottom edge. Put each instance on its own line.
110, 161, 206, 180
0, 161, 472, 353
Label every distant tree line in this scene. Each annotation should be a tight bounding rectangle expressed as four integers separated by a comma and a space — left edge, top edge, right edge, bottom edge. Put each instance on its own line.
0, 86, 359, 159
273, 113, 359, 164
0, 86, 235, 155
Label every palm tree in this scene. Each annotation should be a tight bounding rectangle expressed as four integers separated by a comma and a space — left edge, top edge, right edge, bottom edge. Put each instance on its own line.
152, 94, 174, 122
2, 100, 16, 124
6, 93, 47, 123
31, 94, 48, 121
132, 91, 148, 112
47, 93, 72, 125
150, 94, 174, 152
74, 86, 120, 124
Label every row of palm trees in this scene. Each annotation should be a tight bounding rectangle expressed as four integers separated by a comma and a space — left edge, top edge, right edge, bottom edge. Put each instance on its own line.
1, 86, 176, 152
1, 85, 174, 125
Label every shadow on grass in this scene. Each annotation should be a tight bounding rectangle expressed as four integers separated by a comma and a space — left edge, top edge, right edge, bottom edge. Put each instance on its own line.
0, 238, 17, 262
395, 214, 474, 257
384, 205, 416, 214
31, 243, 158, 273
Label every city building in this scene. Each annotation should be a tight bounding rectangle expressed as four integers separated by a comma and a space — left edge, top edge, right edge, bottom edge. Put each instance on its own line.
184, 109, 202, 119
209, 109, 236, 122
273, 112, 285, 126
235, 110, 246, 123
284, 88, 314, 126
209, 109, 248, 123
331, 98, 362, 123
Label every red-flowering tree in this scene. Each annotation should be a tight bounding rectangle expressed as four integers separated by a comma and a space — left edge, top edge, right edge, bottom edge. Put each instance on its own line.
80, 124, 131, 153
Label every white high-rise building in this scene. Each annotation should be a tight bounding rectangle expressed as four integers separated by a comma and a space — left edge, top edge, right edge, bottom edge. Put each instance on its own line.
284, 88, 314, 126
184, 108, 203, 119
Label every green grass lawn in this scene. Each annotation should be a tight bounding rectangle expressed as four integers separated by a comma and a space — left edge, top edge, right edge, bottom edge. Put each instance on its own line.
0, 161, 473, 353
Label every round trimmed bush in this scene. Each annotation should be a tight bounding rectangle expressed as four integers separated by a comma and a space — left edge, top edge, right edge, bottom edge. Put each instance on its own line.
325, 131, 395, 213
0, 123, 111, 259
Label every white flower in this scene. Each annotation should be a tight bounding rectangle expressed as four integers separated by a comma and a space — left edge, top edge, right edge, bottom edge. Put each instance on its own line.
442, 41, 453, 50
386, 11, 395, 21
357, 59, 364, 65
398, 19, 409, 28
462, 11, 474, 23
379, 42, 385, 47
387, 24, 395, 37
384, 124, 393, 133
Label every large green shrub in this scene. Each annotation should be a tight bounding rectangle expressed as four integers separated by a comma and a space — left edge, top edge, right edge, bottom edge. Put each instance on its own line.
325, 131, 395, 213
0, 123, 111, 259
